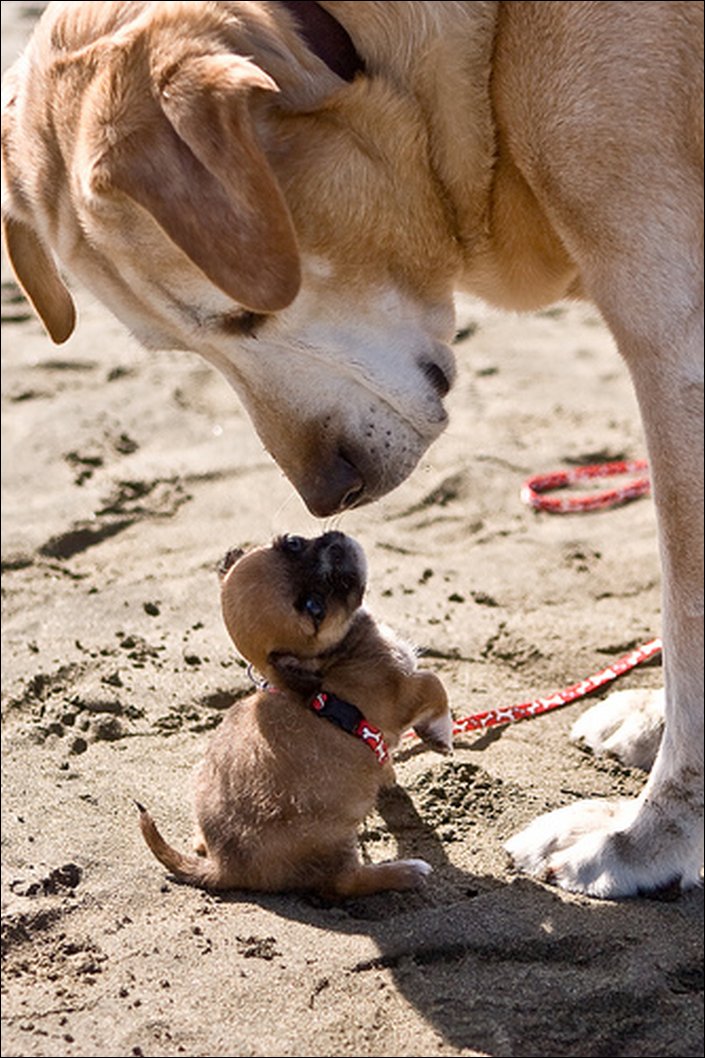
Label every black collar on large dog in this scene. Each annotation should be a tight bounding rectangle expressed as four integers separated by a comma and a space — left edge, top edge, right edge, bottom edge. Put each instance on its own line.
278, 1, 365, 82
309, 690, 389, 765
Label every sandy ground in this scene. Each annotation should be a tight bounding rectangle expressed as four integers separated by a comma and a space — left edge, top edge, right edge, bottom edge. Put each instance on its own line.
1, 4, 703, 1057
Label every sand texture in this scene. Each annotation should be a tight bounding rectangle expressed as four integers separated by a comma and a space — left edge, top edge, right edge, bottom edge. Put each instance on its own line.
2, 4, 702, 1056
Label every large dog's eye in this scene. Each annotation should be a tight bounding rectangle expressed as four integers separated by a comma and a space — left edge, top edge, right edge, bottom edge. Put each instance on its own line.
218, 310, 268, 338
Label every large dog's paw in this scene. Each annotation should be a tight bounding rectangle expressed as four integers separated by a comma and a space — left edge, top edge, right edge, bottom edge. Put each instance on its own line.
570, 688, 664, 770
505, 796, 702, 899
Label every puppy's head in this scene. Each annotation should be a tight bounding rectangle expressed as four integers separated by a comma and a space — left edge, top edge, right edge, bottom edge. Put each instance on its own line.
220, 531, 367, 693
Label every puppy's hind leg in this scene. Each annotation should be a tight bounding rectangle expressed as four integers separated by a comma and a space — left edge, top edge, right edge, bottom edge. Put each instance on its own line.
327, 854, 432, 898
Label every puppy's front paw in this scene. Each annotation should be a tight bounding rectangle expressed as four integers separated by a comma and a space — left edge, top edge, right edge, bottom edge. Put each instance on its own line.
570, 688, 664, 770
379, 761, 398, 788
414, 712, 453, 755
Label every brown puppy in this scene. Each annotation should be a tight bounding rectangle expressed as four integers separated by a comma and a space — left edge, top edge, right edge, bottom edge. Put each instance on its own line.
139, 531, 452, 897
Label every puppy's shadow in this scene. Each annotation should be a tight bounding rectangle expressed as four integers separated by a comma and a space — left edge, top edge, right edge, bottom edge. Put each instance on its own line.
368, 780, 482, 898
216, 775, 496, 996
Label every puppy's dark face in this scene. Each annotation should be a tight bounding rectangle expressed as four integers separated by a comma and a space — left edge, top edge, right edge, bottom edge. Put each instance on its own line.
220, 532, 367, 681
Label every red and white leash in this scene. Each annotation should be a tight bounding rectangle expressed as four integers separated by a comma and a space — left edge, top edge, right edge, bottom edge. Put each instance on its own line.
412, 459, 660, 740
448, 637, 662, 737
521, 458, 650, 513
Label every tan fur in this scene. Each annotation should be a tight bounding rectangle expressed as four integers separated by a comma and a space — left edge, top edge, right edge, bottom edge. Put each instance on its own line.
3, 1, 702, 898
139, 533, 452, 897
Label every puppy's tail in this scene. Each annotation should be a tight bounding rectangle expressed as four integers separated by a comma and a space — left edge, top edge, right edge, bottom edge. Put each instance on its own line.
136, 802, 221, 890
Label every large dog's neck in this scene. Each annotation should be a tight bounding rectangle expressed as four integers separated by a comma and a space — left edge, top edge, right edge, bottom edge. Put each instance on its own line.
319, 1, 500, 251
17, 0, 499, 277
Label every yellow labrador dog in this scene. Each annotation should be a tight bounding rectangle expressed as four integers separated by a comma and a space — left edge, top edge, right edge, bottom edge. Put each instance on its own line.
2, 1, 702, 898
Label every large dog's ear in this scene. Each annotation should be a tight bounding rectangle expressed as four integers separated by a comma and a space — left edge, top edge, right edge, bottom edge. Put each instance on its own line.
1, 80, 76, 344
89, 52, 301, 313
2, 215, 77, 343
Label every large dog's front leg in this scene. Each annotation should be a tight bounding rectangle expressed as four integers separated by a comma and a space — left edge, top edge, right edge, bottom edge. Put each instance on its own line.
491, 0, 704, 898
507, 308, 704, 898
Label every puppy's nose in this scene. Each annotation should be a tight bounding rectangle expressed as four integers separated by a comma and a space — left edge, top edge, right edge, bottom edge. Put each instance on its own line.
302, 452, 364, 517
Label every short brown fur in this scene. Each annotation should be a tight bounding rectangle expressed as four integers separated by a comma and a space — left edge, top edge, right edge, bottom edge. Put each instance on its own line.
139, 534, 451, 897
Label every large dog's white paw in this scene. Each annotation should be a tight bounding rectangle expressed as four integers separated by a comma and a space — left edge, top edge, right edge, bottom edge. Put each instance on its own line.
570, 688, 664, 770
505, 795, 702, 899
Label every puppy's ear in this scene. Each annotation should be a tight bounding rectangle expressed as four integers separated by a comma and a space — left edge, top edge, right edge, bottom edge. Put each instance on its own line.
217, 548, 245, 579
86, 51, 300, 313
268, 653, 323, 696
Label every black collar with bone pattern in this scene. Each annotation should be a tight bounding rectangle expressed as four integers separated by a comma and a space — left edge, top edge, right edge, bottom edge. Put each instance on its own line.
308, 690, 389, 765
250, 658, 389, 765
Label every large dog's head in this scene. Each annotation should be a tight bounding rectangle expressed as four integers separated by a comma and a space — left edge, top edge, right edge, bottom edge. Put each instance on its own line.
1, 1, 462, 514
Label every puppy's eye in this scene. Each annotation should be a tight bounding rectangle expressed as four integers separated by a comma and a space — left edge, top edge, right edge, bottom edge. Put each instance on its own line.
281, 535, 306, 553
302, 596, 325, 621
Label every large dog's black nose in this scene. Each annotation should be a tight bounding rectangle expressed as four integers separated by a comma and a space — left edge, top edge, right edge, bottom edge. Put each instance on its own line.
302, 452, 364, 517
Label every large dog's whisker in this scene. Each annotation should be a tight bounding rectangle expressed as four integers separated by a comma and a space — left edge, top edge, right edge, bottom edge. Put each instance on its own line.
269, 489, 300, 536
325, 512, 346, 533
